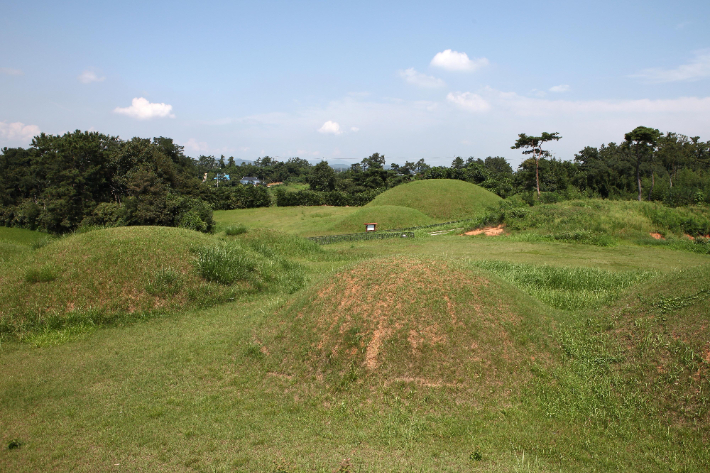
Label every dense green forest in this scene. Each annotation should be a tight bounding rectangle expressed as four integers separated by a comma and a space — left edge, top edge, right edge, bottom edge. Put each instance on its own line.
1, 127, 708, 234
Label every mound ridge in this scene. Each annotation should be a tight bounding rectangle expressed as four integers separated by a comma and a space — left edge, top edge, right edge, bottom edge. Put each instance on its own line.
330, 205, 434, 233
0, 227, 216, 325
272, 257, 552, 392
366, 179, 502, 220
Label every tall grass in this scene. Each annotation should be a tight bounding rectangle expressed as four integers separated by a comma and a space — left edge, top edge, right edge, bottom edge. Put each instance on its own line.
194, 243, 258, 285
224, 223, 248, 235
469, 260, 656, 310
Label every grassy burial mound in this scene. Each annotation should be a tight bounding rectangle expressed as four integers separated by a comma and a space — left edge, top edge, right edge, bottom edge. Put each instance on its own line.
329, 205, 435, 233
269, 257, 554, 397
581, 263, 710, 430
366, 179, 502, 221
488, 199, 710, 250
0, 226, 305, 335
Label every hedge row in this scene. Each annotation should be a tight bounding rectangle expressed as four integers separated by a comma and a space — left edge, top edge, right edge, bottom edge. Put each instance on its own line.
274, 188, 382, 207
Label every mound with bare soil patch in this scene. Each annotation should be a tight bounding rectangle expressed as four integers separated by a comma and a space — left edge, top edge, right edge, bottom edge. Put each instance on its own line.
270, 257, 554, 395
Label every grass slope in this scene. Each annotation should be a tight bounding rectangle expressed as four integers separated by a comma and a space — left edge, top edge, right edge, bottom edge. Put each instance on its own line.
330, 205, 435, 233
0, 227, 50, 263
3, 203, 710, 471
0, 226, 307, 337
367, 179, 501, 220
492, 199, 710, 252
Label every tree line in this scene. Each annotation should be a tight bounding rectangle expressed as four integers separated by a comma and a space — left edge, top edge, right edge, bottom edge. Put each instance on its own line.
1, 126, 708, 234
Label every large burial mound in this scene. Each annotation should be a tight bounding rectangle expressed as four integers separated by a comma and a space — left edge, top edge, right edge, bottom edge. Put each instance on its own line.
0, 226, 228, 332
271, 257, 553, 397
365, 179, 502, 221
330, 205, 435, 233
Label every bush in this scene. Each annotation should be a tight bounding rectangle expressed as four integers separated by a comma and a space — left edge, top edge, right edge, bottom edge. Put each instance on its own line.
202, 185, 271, 210
641, 204, 710, 236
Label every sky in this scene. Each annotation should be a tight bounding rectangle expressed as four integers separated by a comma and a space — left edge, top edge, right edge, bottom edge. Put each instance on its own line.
1, 0, 709, 167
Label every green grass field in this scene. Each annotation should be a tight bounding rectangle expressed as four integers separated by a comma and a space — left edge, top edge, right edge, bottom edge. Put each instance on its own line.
214, 206, 358, 236
2, 198, 710, 471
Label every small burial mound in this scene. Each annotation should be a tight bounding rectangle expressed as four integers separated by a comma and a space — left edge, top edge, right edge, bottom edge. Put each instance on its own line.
0, 227, 214, 331
366, 179, 502, 220
270, 257, 553, 395
0, 226, 302, 334
330, 205, 434, 233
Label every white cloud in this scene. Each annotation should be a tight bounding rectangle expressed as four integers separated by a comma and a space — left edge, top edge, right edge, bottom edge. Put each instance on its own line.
350, 127, 360, 132
114, 97, 175, 120
317, 120, 342, 135
631, 51, 710, 83
183, 138, 209, 153
430, 49, 488, 72
549, 84, 570, 93
446, 92, 491, 112
399, 68, 445, 88
78, 70, 105, 84
480, 86, 710, 116
0, 67, 23, 76
0, 121, 40, 143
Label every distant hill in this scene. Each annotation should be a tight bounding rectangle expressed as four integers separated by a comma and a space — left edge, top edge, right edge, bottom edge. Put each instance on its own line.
366, 179, 502, 220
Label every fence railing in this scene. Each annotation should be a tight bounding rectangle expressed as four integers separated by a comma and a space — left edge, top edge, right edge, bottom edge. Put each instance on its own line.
389, 219, 468, 232
308, 231, 415, 245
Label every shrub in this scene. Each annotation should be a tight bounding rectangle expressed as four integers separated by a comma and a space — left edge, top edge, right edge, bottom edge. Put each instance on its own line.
274, 188, 382, 207
176, 197, 214, 233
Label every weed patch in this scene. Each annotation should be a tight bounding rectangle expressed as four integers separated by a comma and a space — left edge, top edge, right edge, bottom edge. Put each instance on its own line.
469, 260, 656, 310
24, 264, 58, 283
225, 223, 248, 235
145, 267, 183, 295
194, 243, 258, 285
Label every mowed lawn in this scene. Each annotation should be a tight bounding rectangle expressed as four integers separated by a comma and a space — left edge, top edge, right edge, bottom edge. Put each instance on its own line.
214, 206, 358, 236
2, 226, 709, 471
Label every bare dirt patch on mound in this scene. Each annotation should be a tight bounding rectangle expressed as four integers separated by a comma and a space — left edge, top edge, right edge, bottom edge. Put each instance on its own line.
464, 224, 506, 236
273, 257, 552, 397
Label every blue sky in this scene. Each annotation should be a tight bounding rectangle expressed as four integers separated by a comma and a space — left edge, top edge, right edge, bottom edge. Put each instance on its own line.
1, 0, 709, 166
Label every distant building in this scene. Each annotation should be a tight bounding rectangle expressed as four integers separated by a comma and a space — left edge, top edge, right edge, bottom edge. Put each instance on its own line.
240, 176, 261, 185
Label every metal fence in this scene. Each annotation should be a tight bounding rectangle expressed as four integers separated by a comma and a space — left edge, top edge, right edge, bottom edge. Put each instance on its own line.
307, 231, 415, 245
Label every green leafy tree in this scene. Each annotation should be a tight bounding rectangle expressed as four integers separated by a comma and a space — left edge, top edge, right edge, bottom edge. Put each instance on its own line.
511, 132, 561, 198
414, 158, 430, 174
307, 161, 337, 191
451, 157, 465, 169
361, 152, 385, 171
624, 126, 661, 201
